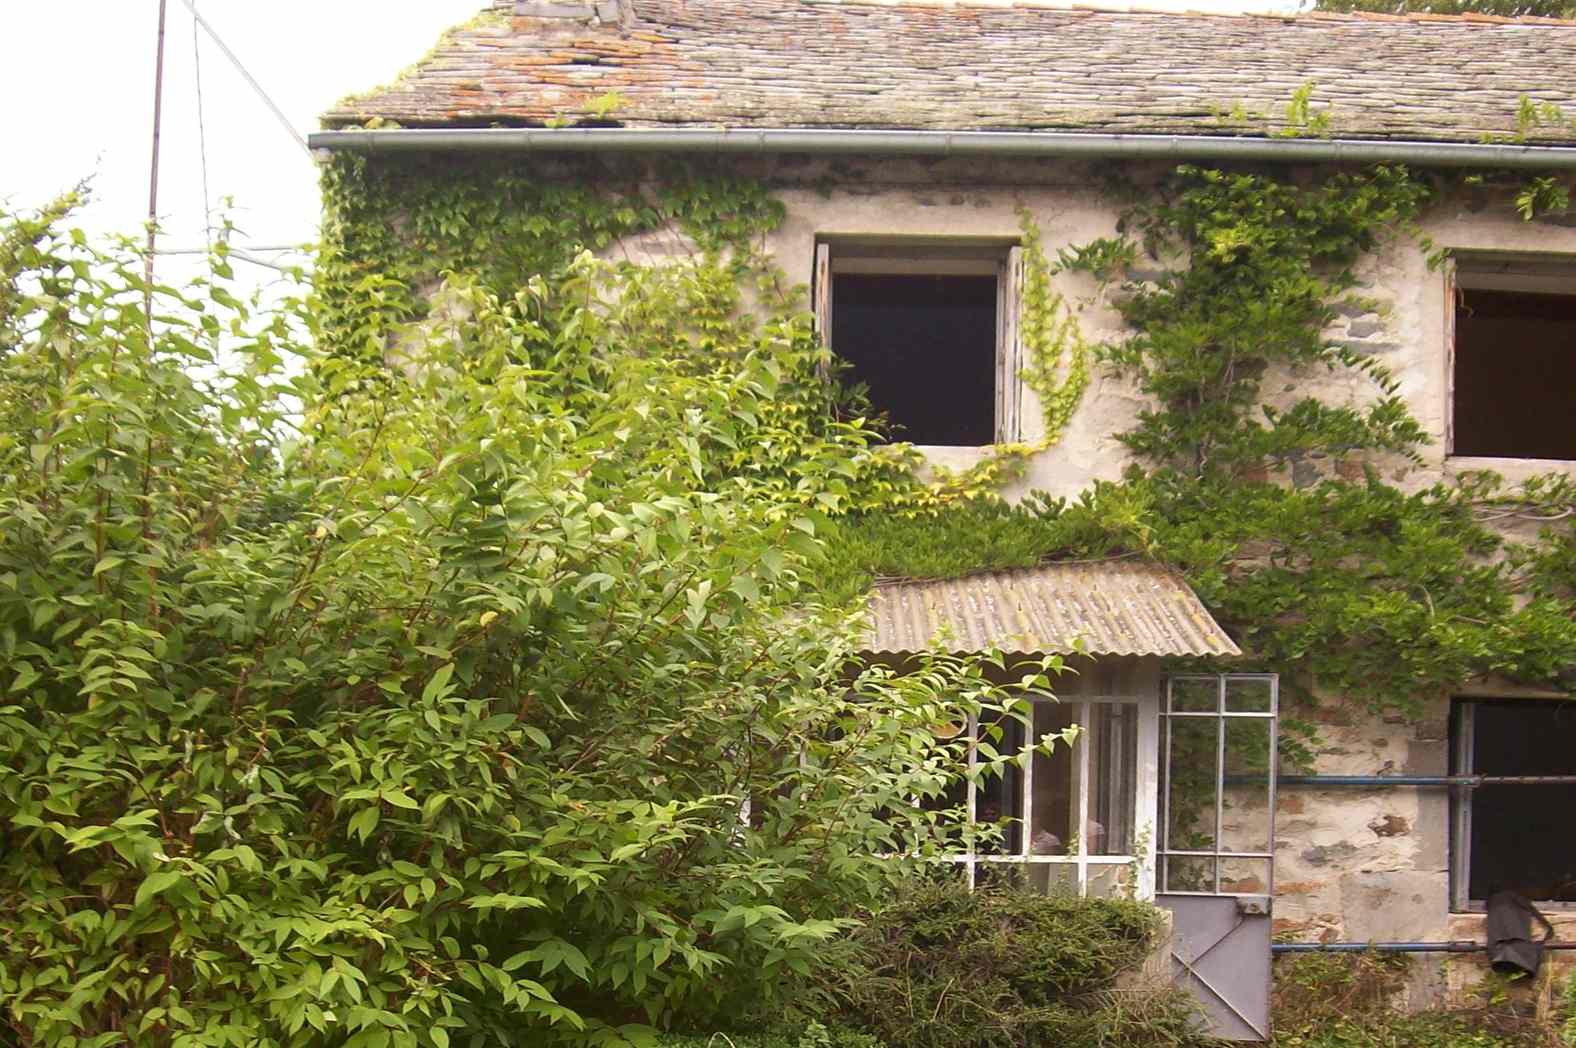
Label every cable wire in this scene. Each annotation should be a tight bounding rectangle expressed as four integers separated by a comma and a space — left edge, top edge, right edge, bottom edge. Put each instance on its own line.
177, 0, 310, 157
192, 0, 213, 253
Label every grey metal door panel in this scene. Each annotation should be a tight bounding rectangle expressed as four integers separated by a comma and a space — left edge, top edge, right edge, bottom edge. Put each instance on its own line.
1159, 893, 1272, 1042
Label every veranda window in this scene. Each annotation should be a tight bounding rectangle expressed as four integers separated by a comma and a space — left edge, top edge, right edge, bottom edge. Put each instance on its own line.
939, 696, 1158, 898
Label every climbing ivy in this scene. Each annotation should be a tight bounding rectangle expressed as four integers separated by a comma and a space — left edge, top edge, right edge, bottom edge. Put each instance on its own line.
1016, 208, 1091, 449
316, 154, 1576, 728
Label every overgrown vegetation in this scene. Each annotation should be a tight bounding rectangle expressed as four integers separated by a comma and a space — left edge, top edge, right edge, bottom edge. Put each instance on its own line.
1312, 0, 1576, 18
1272, 952, 1562, 1048
312, 151, 1576, 730
9, 129, 1576, 1045
820, 879, 1202, 1048
820, 164, 1576, 732
0, 200, 1080, 1046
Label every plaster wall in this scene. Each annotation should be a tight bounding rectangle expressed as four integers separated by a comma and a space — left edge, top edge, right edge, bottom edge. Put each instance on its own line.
598, 155, 1576, 1002
658, 154, 1576, 499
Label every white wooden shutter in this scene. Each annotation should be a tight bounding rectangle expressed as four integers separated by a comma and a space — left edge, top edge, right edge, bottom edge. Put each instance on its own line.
813, 242, 832, 374
996, 246, 1025, 443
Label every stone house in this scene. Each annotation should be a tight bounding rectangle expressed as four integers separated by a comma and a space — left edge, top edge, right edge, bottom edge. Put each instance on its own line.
311, 0, 1576, 1036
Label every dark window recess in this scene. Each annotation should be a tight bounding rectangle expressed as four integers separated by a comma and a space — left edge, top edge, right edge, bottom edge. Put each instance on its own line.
831, 273, 997, 446
1454, 289, 1576, 460
1457, 700, 1576, 903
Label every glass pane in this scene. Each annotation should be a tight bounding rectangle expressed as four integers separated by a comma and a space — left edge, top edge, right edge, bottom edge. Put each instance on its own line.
1163, 855, 1217, 894
1220, 858, 1272, 896
1089, 703, 1139, 856
919, 771, 968, 850
1467, 700, 1576, 903
1027, 861, 1079, 896
975, 713, 1024, 855
1088, 862, 1136, 899
977, 861, 1033, 891
1030, 702, 1078, 855
1226, 676, 1274, 713
1221, 718, 1273, 853
1170, 676, 1219, 713
1165, 716, 1219, 852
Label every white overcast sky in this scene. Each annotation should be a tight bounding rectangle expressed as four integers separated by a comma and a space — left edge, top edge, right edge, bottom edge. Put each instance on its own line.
0, 0, 1286, 291
0, 1, 485, 282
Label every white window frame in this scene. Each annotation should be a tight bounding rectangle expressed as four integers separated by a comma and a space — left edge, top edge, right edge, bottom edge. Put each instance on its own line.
1450, 699, 1576, 913
1158, 674, 1278, 901
938, 694, 1159, 900
813, 239, 1025, 446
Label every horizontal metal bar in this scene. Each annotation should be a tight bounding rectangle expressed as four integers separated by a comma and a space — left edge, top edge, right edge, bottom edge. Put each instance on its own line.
1273, 941, 1576, 954
1270, 775, 1576, 788
307, 127, 1576, 172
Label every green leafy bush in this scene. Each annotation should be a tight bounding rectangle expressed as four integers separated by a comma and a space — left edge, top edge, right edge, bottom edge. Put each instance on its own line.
1272, 953, 1557, 1048
820, 878, 1206, 1048
0, 205, 1047, 1046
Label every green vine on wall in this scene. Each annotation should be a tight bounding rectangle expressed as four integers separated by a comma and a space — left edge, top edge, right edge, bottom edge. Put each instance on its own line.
1017, 208, 1091, 449
317, 154, 1576, 732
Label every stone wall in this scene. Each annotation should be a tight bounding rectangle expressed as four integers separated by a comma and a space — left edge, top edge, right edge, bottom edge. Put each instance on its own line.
598, 155, 1576, 1006
727, 153, 1576, 498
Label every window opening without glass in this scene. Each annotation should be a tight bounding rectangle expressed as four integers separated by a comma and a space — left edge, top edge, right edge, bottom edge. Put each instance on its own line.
813, 240, 1024, 447
1448, 254, 1576, 461
1451, 698, 1576, 911
1159, 675, 1278, 898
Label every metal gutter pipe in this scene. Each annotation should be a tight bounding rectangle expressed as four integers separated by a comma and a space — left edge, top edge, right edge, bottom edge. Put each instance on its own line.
308, 127, 1576, 171
1272, 775, 1576, 788
1272, 942, 1576, 954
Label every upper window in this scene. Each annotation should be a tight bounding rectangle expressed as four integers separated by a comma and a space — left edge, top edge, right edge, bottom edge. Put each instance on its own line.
1451, 698, 1576, 910
1450, 255, 1576, 461
814, 241, 1022, 447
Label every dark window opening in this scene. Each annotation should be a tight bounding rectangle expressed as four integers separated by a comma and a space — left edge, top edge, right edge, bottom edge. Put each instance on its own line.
1453, 699, 1576, 904
1454, 288, 1576, 460
831, 273, 997, 446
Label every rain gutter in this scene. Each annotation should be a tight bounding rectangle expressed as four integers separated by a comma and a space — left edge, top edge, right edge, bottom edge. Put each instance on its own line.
308, 127, 1576, 171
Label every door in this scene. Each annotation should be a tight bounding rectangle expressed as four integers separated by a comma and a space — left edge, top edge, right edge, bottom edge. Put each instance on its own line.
1156, 674, 1278, 1042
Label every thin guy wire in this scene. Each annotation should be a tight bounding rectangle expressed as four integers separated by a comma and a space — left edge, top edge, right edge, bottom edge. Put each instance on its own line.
177, 0, 310, 157
192, 1, 213, 253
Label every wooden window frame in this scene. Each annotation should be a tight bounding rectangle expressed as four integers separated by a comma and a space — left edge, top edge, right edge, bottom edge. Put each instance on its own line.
813, 240, 1025, 446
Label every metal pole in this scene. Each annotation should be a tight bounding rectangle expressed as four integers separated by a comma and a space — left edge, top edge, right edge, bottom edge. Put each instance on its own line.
145, 0, 169, 321
1273, 941, 1576, 954
1271, 775, 1576, 788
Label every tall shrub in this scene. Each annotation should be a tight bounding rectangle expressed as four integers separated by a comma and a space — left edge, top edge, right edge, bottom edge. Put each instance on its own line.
0, 210, 1043, 1047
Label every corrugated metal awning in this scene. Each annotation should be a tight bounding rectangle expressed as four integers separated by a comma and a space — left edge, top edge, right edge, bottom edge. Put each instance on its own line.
864, 561, 1240, 658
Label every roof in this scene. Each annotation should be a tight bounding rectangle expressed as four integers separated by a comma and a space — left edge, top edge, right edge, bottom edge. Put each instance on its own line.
862, 561, 1241, 658
323, 0, 1576, 146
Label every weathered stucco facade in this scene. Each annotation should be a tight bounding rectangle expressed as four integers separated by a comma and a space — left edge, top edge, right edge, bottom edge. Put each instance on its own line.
315, 0, 1576, 1022
695, 155, 1576, 990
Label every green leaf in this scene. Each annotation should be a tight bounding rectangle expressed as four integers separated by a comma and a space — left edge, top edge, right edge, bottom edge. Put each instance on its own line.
381, 788, 420, 810
134, 870, 183, 907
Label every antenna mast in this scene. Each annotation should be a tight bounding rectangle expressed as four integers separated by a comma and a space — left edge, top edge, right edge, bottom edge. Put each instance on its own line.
145, 0, 170, 318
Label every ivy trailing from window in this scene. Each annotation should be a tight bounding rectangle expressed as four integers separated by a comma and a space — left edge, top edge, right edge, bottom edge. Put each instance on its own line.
1016, 208, 1091, 449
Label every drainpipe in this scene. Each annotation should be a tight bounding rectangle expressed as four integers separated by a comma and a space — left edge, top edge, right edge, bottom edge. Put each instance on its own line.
307, 127, 1576, 171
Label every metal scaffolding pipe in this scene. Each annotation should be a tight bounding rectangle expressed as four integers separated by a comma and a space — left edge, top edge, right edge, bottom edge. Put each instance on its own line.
1271, 775, 1576, 788
306, 127, 1576, 172
1273, 941, 1576, 954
